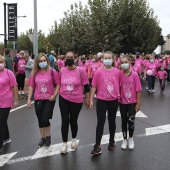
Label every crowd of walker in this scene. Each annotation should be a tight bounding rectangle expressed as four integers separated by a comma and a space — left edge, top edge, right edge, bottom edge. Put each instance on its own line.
0, 49, 170, 155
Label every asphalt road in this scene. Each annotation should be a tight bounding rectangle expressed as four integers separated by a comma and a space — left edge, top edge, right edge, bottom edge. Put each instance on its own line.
1, 79, 170, 170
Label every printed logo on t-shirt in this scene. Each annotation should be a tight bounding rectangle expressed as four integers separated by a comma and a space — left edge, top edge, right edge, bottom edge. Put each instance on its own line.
123, 83, 133, 102
64, 76, 75, 93
38, 79, 48, 98
104, 76, 115, 98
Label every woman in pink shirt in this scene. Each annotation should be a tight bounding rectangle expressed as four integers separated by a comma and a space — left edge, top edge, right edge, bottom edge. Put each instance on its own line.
144, 55, 158, 94
27, 53, 60, 148
79, 56, 88, 76
157, 66, 168, 93
119, 56, 141, 150
15, 51, 27, 95
88, 56, 100, 86
59, 51, 90, 154
0, 55, 18, 153
89, 51, 120, 155
57, 55, 65, 72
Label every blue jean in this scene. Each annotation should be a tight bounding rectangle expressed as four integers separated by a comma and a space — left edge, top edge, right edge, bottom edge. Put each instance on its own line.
148, 76, 155, 90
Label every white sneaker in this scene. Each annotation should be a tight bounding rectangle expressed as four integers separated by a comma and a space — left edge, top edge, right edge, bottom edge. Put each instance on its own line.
3, 138, 11, 146
121, 139, 128, 150
151, 89, 155, 93
146, 87, 149, 90
71, 138, 78, 149
22, 91, 25, 95
128, 138, 134, 150
18, 91, 21, 95
60, 143, 67, 154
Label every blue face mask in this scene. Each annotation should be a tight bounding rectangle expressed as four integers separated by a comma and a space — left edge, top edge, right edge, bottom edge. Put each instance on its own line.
39, 61, 47, 68
161, 68, 164, 71
104, 59, 113, 66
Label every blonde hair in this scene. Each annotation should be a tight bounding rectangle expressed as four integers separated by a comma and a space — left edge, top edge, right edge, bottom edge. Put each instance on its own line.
0, 55, 6, 63
31, 53, 50, 76
19, 51, 25, 55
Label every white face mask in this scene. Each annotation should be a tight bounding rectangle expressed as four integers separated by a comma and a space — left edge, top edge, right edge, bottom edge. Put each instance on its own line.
103, 59, 113, 66
121, 63, 129, 70
150, 59, 154, 63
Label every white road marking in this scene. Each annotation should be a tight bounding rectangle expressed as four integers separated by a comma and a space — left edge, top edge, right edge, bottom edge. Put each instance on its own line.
4, 124, 170, 166
10, 102, 34, 113
145, 124, 170, 136
7, 140, 79, 165
0, 152, 17, 167
32, 140, 79, 160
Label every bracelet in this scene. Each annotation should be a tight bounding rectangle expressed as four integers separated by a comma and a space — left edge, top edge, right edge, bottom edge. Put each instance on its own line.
53, 94, 57, 97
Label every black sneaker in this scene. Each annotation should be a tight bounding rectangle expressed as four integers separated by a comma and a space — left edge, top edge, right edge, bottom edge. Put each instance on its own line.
0, 148, 2, 153
38, 138, 46, 148
45, 136, 51, 147
91, 144, 102, 155
108, 139, 116, 150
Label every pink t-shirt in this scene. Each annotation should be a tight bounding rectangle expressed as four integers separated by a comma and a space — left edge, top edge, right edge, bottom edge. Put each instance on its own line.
0, 69, 17, 108
91, 62, 99, 77
166, 57, 170, 69
115, 59, 120, 69
131, 65, 140, 74
159, 59, 166, 68
98, 61, 104, 68
29, 69, 60, 100
145, 62, 158, 76
58, 59, 65, 70
119, 71, 142, 104
79, 64, 88, 75
92, 67, 120, 101
17, 58, 26, 74
157, 71, 167, 80
135, 58, 144, 73
59, 67, 89, 103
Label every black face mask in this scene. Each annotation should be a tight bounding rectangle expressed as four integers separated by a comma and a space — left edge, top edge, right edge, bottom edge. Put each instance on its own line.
82, 61, 85, 64
136, 56, 139, 59
66, 58, 74, 66
87, 58, 89, 60
131, 62, 135, 65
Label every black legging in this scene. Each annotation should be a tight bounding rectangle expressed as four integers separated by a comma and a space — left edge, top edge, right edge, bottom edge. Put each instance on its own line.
119, 103, 136, 139
16, 74, 25, 91
59, 95, 83, 142
159, 79, 166, 91
0, 108, 10, 149
96, 99, 118, 146
165, 69, 170, 82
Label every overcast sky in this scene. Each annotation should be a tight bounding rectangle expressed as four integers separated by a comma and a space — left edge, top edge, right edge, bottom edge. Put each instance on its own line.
0, 0, 170, 43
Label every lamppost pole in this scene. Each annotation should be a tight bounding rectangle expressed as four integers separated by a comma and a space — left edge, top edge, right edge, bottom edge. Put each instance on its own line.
33, 0, 38, 58
4, 2, 7, 48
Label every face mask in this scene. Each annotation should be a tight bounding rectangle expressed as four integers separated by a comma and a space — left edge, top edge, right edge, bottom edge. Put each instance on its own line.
131, 62, 135, 66
150, 59, 154, 63
161, 68, 164, 71
39, 61, 47, 68
66, 58, 74, 66
92, 59, 95, 62
136, 56, 139, 59
104, 59, 113, 66
82, 61, 85, 64
121, 63, 129, 70
0, 63, 5, 70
